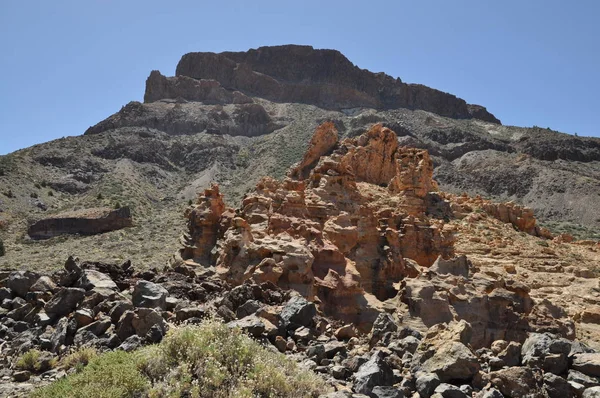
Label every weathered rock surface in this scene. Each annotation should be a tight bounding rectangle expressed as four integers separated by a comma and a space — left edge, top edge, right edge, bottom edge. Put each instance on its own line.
177, 123, 456, 330
27, 207, 132, 239
173, 45, 500, 122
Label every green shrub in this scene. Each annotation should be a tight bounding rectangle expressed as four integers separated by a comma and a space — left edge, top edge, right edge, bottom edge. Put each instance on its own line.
97, 193, 103, 200
16, 349, 41, 371
48, 190, 54, 197
0, 238, 4, 257
115, 202, 121, 209
61, 347, 98, 371
33, 320, 325, 398
537, 240, 550, 247
32, 350, 149, 398
15, 349, 57, 373
30, 192, 39, 199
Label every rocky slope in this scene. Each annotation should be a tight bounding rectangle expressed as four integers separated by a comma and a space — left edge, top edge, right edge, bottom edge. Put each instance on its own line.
2, 123, 600, 397
1, 45, 599, 273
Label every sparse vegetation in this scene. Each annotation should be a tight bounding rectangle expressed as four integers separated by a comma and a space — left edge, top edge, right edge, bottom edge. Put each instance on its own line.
33, 321, 325, 398
61, 347, 98, 372
15, 349, 57, 372
541, 221, 600, 241
3, 189, 14, 198
30, 192, 38, 199
537, 240, 550, 247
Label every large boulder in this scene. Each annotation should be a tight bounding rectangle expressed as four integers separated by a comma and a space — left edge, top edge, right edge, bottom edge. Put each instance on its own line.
417, 341, 480, 382
543, 373, 572, 398
584, 387, 600, 398
573, 353, 600, 378
429, 255, 470, 278
44, 288, 85, 318
7, 271, 40, 297
521, 333, 572, 375
412, 321, 480, 382
280, 295, 316, 329
353, 351, 394, 394
132, 280, 168, 310
76, 270, 118, 291
489, 367, 542, 398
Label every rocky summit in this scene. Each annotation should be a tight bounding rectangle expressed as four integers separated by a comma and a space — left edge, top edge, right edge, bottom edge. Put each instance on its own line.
0, 45, 600, 397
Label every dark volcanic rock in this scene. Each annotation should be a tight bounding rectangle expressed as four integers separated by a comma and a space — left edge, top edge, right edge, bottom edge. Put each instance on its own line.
144, 70, 253, 104
28, 207, 132, 240
44, 288, 85, 318
7, 271, 40, 298
132, 280, 168, 310
174, 45, 500, 122
354, 351, 395, 394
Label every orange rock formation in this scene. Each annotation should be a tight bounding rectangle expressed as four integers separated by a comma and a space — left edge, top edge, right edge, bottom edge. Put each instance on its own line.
175, 123, 574, 341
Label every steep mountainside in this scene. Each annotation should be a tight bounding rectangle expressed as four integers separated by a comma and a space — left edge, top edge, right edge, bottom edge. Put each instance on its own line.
1, 45, 599, 271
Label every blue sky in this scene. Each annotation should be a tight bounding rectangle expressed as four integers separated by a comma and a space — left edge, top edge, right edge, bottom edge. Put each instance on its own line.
1, 0, 598, 155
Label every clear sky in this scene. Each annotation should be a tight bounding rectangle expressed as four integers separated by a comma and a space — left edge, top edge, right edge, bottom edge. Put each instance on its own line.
1, 0, 599, 155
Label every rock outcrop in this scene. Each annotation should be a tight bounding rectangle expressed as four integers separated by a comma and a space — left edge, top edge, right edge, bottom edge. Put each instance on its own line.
144, 70, 253, 105
27, 207, 132, 240
84, 101, 281, 137
173, 45, 500, 123
177, 123, 455, 330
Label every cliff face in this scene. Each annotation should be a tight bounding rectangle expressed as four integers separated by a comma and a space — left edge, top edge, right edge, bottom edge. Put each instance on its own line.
159, 45, 500, 123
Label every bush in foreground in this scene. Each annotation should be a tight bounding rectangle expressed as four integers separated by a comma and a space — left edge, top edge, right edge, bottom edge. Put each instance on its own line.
33, 320, 325, 398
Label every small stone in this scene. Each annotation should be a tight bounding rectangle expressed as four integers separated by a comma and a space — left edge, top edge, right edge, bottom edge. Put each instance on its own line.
273, 336, 287, 353
227, 315, 266, 337
109, 301, 134, 324
370, 386, 405, 398
335, 324, 358, 340
331, 365, 348, 380
74, 309, 95, 328
118, 335, 142, 352
13, 370, 31, 382
434, 383, 468, 398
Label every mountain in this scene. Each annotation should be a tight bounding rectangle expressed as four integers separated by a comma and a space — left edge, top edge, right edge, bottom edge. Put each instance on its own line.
1, 45, 599, 271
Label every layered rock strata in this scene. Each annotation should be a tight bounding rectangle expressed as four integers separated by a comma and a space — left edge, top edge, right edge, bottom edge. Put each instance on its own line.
27, 207, 132, 240
173, 45, 500, 123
